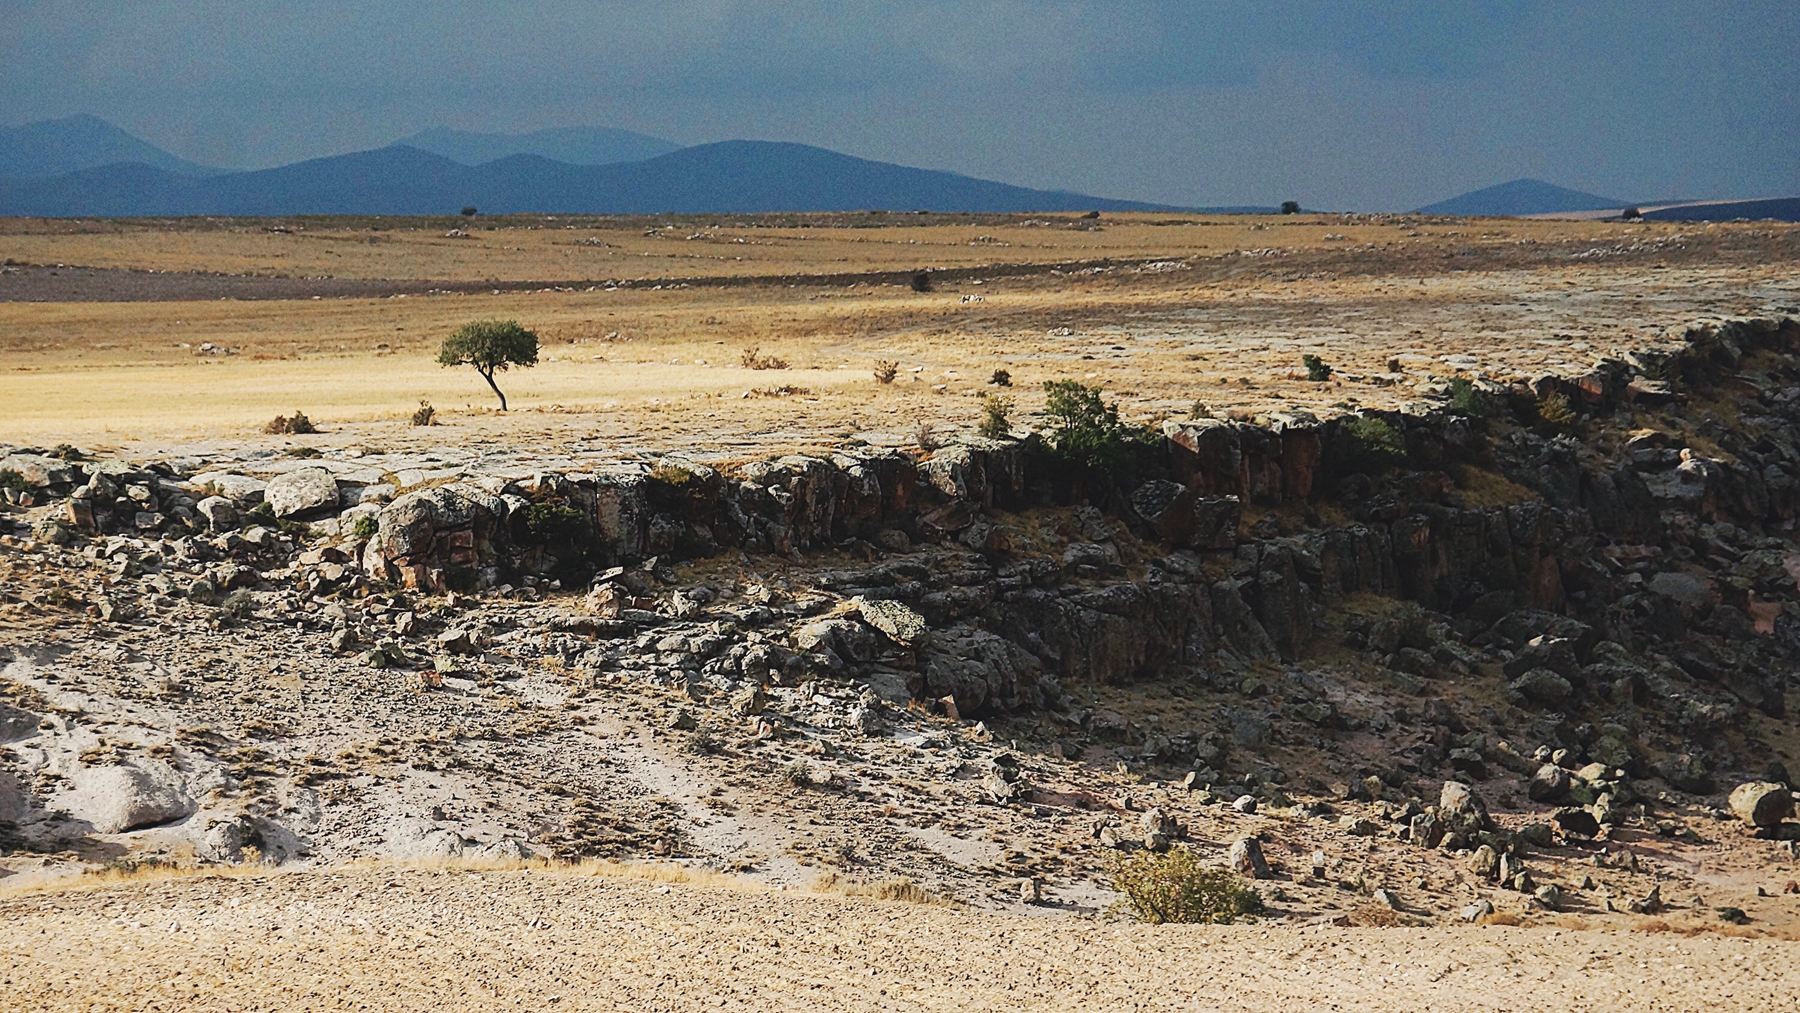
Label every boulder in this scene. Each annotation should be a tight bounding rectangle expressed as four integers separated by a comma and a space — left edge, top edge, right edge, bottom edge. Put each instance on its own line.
1440, 780, 1493, 836
1469, 844, 1499, 879
1228, 836, 1271, 879
1508, 668, 1572, 707
1528, 763, 1571, 803
1657, 753, 1715, 794
195, 496, 238, 532
53, 759, 195, 833
1551, 806, 1600, 838
1728, 782, 1795, 827
265, 467, 340, 518
853, 597, 927, 646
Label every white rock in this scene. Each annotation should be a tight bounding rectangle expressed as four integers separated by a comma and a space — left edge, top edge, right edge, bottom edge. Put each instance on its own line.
264, 467, 340, 518
53, 759, 195, 833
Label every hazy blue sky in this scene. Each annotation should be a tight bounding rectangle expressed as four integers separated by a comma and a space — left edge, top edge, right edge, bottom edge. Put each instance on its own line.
3, 1, 1795, 209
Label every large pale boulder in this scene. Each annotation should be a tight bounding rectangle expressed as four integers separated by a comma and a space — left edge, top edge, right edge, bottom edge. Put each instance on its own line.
264, 467, 339, 518
1729, 781, 1795, 827
54, 759, 195, 833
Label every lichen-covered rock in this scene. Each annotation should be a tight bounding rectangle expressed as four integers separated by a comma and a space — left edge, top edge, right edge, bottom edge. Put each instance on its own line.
853, 597, 927, 646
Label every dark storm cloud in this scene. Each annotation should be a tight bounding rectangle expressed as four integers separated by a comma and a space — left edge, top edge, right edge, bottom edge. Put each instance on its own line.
2, 1, 1795, 209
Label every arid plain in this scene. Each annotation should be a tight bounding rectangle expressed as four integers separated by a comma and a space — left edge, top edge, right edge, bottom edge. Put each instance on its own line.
4, 211, 1800, 1011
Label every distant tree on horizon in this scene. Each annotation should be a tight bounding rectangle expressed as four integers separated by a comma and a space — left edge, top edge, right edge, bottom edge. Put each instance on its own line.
438, 320, 538, 411
1280, 201, 1300, 215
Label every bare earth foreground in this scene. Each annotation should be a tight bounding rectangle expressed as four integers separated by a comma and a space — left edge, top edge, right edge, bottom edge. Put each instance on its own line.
4, 863, 1796, 1012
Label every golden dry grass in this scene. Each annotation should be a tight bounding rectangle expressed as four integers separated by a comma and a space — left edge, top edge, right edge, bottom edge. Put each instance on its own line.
2, 216, 1796, 449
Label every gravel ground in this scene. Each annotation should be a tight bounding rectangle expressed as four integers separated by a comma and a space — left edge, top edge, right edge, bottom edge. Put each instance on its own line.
2, 864, 1795, 1012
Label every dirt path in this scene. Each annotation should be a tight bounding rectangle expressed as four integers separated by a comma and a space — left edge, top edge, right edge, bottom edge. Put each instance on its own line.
1, 864, 1793, 1012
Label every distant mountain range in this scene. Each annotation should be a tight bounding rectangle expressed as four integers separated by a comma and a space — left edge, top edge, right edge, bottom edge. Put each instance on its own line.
0, 116, 1203, 217
393, 126, 680, 167
0, 114, 223, 179
1417, 178, 1624, 216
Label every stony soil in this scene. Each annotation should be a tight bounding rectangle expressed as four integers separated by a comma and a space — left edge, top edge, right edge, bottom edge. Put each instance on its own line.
3, 864, 1798, 1012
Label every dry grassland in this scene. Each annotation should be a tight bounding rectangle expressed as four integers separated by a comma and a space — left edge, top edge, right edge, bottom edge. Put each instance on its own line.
1, 214, 1797, 453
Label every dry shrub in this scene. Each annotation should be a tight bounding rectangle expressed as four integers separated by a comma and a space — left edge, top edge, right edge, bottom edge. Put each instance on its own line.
915, 420, 941, 452
1344, 903, 1404, 927
873, 360, 899, 384
817, 872, 958, 907
1106, 848, 1262, 925
1478, 910, 1525, 926
264, 410, 318, 435
739, 346, 789, 370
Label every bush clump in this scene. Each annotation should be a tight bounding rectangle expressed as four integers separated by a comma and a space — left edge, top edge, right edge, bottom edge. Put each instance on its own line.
1535, 392, 1578, 435
978, 394, 1013, 439
351, 514, 379, 540
1331, 415, 1407, 475
989, 368, 1012, 387
1040, 380, 1159, 472
264, 410, 317, 435
0, 469, 28, 493
1302, 354, 1333, 382
740, 346, 789, 370
1108, 848, 1262, 924
1447, 377, 1490, 420
872, 360, 899, 384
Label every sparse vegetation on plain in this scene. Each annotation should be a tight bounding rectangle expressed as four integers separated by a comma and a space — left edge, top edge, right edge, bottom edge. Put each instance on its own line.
437, 319, 539, 411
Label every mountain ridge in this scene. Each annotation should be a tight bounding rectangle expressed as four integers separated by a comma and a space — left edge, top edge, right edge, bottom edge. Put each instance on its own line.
1417, 177, 1624, 216
0, 114, 223, 179
0, 140, 1198, 217
394, 125, 680, 167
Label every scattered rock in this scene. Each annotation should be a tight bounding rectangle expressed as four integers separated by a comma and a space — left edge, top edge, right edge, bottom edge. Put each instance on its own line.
1228, 836, 1271, 879
52, 759, 195, 834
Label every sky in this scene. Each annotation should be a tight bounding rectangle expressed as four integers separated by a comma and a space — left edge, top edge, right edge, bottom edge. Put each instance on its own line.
3, 0, 1796, 210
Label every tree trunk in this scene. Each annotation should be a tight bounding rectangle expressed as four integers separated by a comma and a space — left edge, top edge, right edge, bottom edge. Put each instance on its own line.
480, 367, 507, 411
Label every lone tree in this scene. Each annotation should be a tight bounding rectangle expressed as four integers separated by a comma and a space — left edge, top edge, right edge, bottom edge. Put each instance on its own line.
1280, 200, 1300, 215
438, 320, 538, 411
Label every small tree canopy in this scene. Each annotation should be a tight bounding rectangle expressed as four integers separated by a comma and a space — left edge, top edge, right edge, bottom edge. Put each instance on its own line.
438, 319, 539, 411
1280, 200, 1300, 215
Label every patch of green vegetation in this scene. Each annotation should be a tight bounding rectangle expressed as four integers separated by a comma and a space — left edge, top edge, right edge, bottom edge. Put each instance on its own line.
1330, 415, 1407, 476
978, 394, 1013, 439
350, 514, 379, 540
1447, 377, 1491, 420
1039, 380, 1160, 472
1302, 354, 1333, 382
0, 469, 28, 493
1107, 848, 1262, 925
1535, 392, 1578, 435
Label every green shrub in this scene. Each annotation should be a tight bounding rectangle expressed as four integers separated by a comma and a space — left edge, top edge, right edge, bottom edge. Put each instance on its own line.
526, 502, 590, 547
1332, 416, 1406, 475
1040, 380, 1159, 472
1447, 377, 1490, 419
990, 368, 1012, 387
978, 394, 1013, 439
1302, 354, 1333, 382
351, 514, 379, 540
0, 469, 28, 493
1107, 848, 1262, 924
